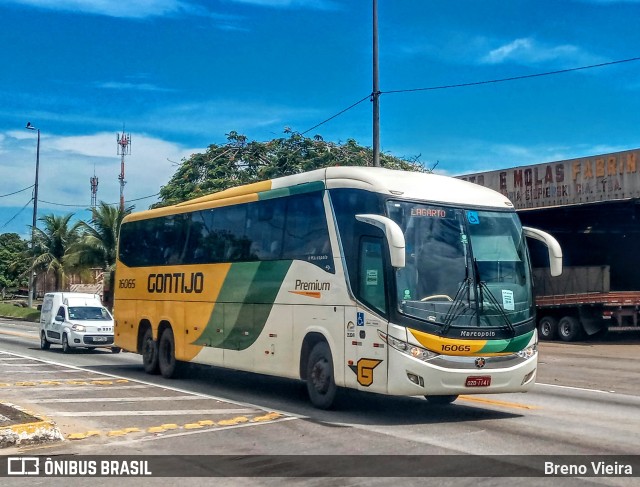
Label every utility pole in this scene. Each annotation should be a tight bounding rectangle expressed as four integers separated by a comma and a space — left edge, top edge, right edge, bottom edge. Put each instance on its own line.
25, 122, 40, 307
372, 0, 381, 167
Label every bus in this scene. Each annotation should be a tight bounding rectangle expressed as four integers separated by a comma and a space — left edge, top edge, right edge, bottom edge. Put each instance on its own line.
113, 166, 562, 409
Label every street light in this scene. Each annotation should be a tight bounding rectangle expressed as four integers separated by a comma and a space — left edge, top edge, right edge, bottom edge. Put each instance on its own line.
25, 122, 40, 308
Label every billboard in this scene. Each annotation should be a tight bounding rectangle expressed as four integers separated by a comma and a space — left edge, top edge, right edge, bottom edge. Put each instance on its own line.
459, 148, 640, 210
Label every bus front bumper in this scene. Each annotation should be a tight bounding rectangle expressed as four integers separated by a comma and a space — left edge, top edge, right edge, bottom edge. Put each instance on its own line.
386, 348, 538, 397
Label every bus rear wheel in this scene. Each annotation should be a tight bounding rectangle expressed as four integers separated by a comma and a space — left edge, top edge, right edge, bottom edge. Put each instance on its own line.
306, 342, 337, 409
158, 328, 180, 379
142, 328, 159, 374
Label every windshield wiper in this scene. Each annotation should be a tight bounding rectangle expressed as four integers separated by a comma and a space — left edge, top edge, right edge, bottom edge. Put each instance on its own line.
473, 258, 515, 334
442, 274, 476, 335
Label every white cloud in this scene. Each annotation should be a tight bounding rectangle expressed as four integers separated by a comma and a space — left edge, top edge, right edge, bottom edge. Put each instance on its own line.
480, 37, 603, 67
96, 81, 176, 93
0, 130, 201, 214
4, 0, 189, 18
227, 0, 339, 9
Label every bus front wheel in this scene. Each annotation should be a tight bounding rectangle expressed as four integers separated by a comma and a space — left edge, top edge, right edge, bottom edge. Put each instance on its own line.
142, 328, 159, 374
306, 342, 337, 409
158, 328, 180, 379
425, 395, 458, 405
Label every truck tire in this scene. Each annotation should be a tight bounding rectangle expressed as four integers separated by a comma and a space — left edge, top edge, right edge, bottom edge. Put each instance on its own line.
538, 316, 558, 341
558, 316, 583, 342
306, 341, 337, 409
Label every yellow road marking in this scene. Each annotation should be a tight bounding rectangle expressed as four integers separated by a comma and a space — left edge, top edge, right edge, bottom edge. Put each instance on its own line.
459, 395, 540, 410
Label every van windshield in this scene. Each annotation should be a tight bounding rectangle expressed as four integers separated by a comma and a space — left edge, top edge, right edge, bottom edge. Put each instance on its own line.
68, 306, 112, 321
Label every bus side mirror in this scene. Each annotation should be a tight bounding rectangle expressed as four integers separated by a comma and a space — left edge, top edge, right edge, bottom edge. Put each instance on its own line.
355, 214, 406, 268
523, 226, 563, 277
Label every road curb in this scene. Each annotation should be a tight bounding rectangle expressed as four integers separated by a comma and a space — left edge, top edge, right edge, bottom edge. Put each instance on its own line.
0, 402, 64, 448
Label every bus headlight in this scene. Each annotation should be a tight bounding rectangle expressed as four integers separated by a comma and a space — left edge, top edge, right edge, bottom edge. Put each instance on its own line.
72, 324, 86, 332
517, 343, 537, 359
378, 331, 439, 361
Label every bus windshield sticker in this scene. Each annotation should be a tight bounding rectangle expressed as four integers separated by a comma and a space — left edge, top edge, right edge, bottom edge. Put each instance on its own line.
467, 211, 480, 224
501, 289, 515, 311
366, 270, 378, 286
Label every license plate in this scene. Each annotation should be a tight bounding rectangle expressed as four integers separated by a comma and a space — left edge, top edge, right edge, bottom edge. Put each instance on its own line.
93, 336, 108, 342
465, 375, 491, 387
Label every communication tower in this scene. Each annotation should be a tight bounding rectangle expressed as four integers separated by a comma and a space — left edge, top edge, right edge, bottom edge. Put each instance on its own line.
90, 168, 99, 208
117, 129, 131, 211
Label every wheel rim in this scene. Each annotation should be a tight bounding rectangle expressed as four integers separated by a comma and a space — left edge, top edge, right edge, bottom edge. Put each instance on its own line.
541, 322, 551, 335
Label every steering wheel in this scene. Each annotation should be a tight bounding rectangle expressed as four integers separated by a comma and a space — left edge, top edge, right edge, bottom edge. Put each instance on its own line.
420, 294, 453, 302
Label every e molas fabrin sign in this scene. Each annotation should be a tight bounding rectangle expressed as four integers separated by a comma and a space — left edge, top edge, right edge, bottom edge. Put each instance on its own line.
459, 149, 640, 210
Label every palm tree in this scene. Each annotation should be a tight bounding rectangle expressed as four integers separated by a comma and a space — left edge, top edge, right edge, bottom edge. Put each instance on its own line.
66, 202, 132, 271
32, 213, 83, 291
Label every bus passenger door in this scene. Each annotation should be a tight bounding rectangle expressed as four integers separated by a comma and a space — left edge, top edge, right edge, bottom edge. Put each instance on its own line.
344, 237, 389, 394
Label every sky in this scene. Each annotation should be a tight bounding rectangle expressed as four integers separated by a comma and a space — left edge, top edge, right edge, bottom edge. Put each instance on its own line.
2, 0, 640, 238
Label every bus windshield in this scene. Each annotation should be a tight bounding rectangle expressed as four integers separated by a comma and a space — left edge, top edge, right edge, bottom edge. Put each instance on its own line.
387, 201, 533, 329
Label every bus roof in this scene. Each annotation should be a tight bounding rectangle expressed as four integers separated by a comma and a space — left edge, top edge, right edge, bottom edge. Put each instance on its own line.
125, 166, 513, 222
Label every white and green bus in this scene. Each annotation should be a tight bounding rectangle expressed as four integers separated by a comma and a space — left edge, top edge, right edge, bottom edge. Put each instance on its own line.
113, 167, 562, 408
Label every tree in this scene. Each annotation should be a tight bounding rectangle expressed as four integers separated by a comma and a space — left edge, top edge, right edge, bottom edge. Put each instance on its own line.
31, 213, 83, 291
66, 202, 133, 272
154, 131, 427, 207
0, 233, 29, 292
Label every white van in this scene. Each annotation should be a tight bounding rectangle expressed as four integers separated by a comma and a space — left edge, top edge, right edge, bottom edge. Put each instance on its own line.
39, 292, 119, 353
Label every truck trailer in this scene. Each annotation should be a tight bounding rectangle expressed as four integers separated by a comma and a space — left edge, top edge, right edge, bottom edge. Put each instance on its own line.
460, 148, 640, 341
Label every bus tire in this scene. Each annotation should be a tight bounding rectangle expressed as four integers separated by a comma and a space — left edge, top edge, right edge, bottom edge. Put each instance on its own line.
306, 341, 337, 409
538, 316, 558, 341
158, 327, 179, 379
558, 316, 583, 342
425, 395, 458, 405
142, 328, 160, 375
40, 331, 50, 350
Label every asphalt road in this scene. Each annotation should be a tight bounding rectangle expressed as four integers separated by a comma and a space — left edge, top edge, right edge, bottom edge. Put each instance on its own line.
1, 318, 639, 486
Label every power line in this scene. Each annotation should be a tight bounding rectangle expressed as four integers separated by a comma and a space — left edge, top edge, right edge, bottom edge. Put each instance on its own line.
0, 198, 33, 230
297, 56, 640, 136
0, 185, 34, 198
381, 56, 640, 95
39, 192, 160, 209
301, 94, 371, 135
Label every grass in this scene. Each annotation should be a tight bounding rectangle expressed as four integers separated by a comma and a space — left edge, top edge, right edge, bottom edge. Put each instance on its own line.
0, 302, 40, 322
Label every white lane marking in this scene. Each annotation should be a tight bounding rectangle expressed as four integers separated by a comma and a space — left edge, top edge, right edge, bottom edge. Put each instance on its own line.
36, 396, 213, 403
535, 382, 613, 394
54, 408, 257, 417
0, 350, 305, 419
6, 385, 149, 392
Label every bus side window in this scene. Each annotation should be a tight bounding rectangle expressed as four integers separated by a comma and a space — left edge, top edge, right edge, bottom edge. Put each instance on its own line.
359, 237, 387, 315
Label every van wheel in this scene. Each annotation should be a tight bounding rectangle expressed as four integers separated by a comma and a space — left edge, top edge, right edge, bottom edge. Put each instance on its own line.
142, 328, 159, 374
158, 328, 180, 379
40, 331, 50, 350
62, 333, 71, 353
306, 341, 337, 409
111, 347, 121, 354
